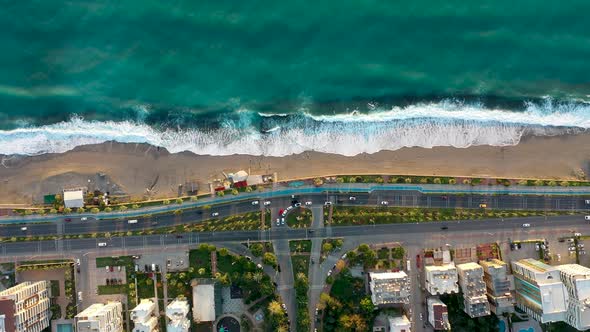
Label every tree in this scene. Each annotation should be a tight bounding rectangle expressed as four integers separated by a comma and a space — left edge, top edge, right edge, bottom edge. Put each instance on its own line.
163, 199, 171, 205
313, 178, 324, 186
404, 178, 412, 183
77, 207, 85, 213
534, 179, 545, 186
231, 189, 239, 195
174, 209, 182, 215
449, 178, 457, 185
176, 198, 183, 204
463, 179, 471, 185
198, 268, 206, 275
339, 314, 367, 332
560, 181, 570, 187
334, 238, 343, 248
433, 178, 442, 184
218, 248, 229, 256
250, 243, 264, 257
252, 272, 263, 283
322, 242, 333, 253
358, 244, 370, 252
118, 205, 127, 212
216, 191, 225, 197
245, 186, 253, 192
104, 207, 112, 212
268, 301, 283, 316
548, 180, 557, 186
90, 207, 100, 213
262, 252, 278, 267
336, 177, 344, 183
336, 259, 346, 271
518, 179, 528, 185
190, 196, 198, 202
376, 177, 384, 183
360, 296, 375, 314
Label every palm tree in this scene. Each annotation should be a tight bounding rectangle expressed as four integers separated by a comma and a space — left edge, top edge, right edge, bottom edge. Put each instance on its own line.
252, 272, 263, 282
268, 301, 283, 316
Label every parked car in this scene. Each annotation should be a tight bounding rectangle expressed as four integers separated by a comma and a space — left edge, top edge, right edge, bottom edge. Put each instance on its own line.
349, 196, 356, 201
305, 201, 313, 206
569, 247, 577, 252
441, 226, 448, 230
64, 218, 72, 222
81, 217, 87, 221
252, 201, 259, 205
380, 201, 388, 205
263, 201, 271, 206
98, 242, 107, 247
479, 203, 487, 208
20, 227, 27, 231
522, 223, 531, 228
568, 238, 575, 242
324, 201, 332, 206
127, 219, 138, 224
586, 200, 590, 204
294, 202, 302, 207
585, 216, 590, 221
575, 232, 582, 237
535, 244, 540, 251
211, 212, 219, 217
281, 218, 285, 225
276, 218, 280, 226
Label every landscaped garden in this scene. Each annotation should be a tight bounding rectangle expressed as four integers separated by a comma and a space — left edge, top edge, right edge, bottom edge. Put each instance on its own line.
321, 238, 344, 263
326, 206, 572, 226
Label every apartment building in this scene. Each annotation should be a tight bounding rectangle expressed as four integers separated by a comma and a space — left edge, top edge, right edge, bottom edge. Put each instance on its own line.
369, 271, 411, 306
457, 262, 491, 318
131, 299, 159, 332
75, 302, 123, 332
0, 281, 51, 332
556, 264, 590, 330
480, 259, 514, 315
427, 297, 450, 330
388, 315, 411, 332
425, 263, 459, 295
166, 298, 190, 332
511, 259, 567, 323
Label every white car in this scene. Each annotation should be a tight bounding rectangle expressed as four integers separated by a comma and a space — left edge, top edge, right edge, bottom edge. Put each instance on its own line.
522, 223, 531, 228
20, 226, 27, 231
324, 201, 332, 206
281, 211, 287, 217
305, 201, 312, 206
586, 200, 590, 204
81, 217, 87, 221
575, 233, 582, 237
568, 238, 575, 242
98, 242, 107, 247
263, 201, 271, 206
286, 206, 293, 211
276, 218, 280, 226
585, 216, 590, 221
569, 247, 577, 251
349, 196, 356, 201
281, 218, 285, 225
252, 201, 259, 205
211, 212, 219, 217
257, 263, 263, 269
381, 201, 389, 205
341, 253, 347, 259
294, 203, 302, 207
128, 219, 138, 224
327, 270, 332, 276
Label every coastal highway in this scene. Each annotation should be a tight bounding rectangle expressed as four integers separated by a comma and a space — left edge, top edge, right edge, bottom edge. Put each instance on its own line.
1, 192, 588, 238
0, 214, 587, 256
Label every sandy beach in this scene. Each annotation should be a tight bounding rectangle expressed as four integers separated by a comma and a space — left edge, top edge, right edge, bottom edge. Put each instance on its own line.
1, 133, 589, 205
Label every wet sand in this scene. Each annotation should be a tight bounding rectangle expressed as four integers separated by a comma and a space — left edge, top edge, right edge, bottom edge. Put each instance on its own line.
1, 133, 589, 205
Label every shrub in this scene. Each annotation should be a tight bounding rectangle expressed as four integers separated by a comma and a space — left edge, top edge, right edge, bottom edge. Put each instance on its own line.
104, 207, 113, 212
36, 209, 46, 215
216, 191, 225, 197
231, 189, 239, 195
176, 198, 183, 204
518, 180, 528, 186
389, 177, 399, 183
132, 204, 141, 209
534, 179, 545, 186
463, 179, 471, 185
433, 178, 441, 184
190, 196, 199, 201
313, 178, 324, 186
336, 177, 344, 183
174, 210, 182, 215
419, 178, 428, 184
90, 207, 100, 213
375, 177, 384, 183
548, 180, 557, 186
24, 209, 33, 215
163, 199, 171, 205
404, 178, 412, 183
560, 181, 570, 187
49, 208, 58, 214
245, 186, 252, 192
77, 207, 85, 213
118, 206, 128, 212
449, 178, 457, 185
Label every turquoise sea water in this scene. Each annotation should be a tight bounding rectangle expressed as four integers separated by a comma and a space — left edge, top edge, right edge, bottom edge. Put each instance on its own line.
0, 1, 589, 155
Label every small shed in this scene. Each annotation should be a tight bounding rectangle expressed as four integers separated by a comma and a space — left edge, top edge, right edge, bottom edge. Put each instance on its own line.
63, 189, 84, 209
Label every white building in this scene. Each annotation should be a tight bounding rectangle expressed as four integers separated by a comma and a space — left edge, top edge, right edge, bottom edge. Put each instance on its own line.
388, 315, 411, 332
480, 259, 514, 315
369, 271, 410, 305
556, 264, 590, 330
457, 262, 491, 318
75, 302, 123, 332
511, 259, 567, 323
166, 298, 190, 332
192, 284, 215, 322
0, 281, 51, 332
425, 263, 459, 295
427, 297, 450, 330
63, 188, 85, 209
131, 299, 159, 332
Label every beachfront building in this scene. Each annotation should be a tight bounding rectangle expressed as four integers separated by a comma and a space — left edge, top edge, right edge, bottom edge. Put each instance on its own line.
425, 263, 459, 295
480, 259, 514, 315
388, 315, 411, 332
130, 299, 159, 332
369, 271, 410, 306
75, 301, 123, 332
63, 188, 85, 209
457, 262, 491, 318
0, 281, 51, 332
556, 264, 590, 330
511, 259, 567, 323
192, 284, 215, 322
166, 298, 190, 332
427, 298, 450, 330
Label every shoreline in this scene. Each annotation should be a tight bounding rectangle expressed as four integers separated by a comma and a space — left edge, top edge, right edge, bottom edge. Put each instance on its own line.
1, 132, 589, 205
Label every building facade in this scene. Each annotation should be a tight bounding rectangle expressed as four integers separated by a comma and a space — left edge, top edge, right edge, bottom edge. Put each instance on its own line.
457, 262, 491, 318
369, 271, 411, 306
480, 259, 514, 315
75, 302, 123, 332
556, 264, 590, 330
425, 263, 459, 295
166, 298, 190, 332
511, 259, 567, 323
0, 281, 51, 332
131, 299, 159, 332
427, 297, 450, 330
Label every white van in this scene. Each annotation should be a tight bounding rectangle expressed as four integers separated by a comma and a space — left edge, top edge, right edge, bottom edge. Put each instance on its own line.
128, 219, 138, 224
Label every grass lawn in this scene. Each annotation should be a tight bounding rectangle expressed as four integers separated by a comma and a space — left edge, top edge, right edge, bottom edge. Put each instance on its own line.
286, 208, 312, 228
189, 246, 214, 278
167, 272, 192, 299
98, 284, 127, 295
50, 280, 60, 297
136, 274, 156, 298
291, 255, 310, 278
289, 240, 312, 253
96, 256, 134, 268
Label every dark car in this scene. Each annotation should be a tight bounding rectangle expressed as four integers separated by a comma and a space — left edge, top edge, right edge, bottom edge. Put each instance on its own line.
441, 226, 448, 230
176, 235, 183, 239
64, 218, 72, 222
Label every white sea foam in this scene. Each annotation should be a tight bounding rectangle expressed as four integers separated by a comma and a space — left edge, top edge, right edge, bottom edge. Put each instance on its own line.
0, 101, 588, 156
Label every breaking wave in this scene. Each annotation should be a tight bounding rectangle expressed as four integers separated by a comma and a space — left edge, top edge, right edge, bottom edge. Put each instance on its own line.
0, 100, 588, 156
